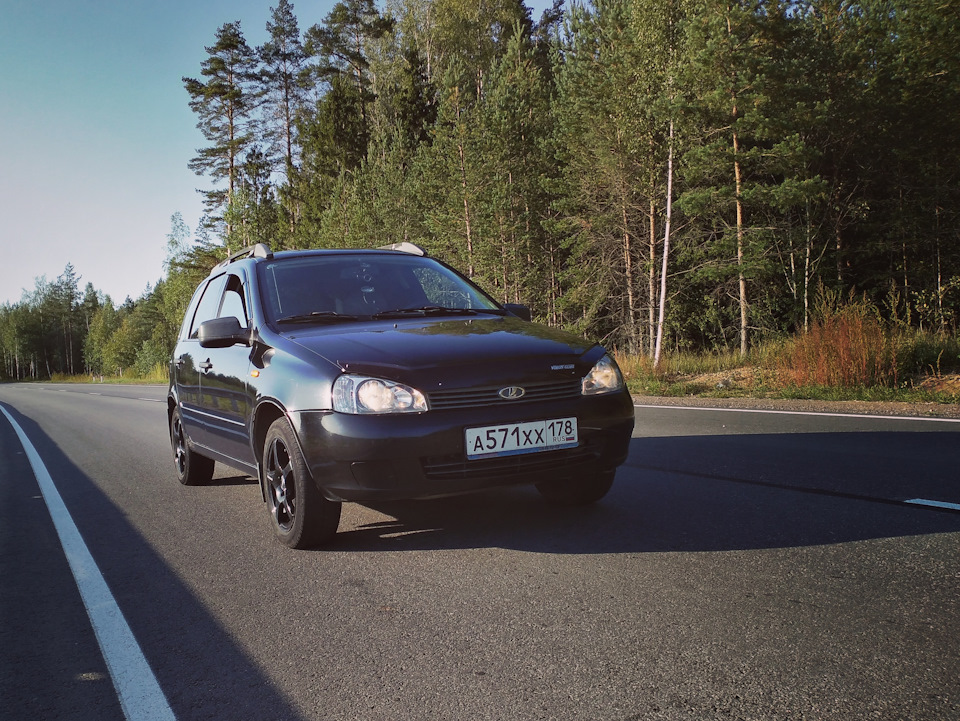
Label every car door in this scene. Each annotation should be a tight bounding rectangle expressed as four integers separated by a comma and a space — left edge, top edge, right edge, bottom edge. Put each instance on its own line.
173, 273, 227, 447
195, 272, 256, 467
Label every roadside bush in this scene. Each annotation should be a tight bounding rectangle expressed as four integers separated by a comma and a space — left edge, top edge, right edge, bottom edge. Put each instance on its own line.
896, 332, 960, 378
776, 294, 899, 388
134, 338, 169, 378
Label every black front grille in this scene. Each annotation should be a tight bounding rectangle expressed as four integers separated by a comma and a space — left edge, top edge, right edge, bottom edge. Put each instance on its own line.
428, 379, 581, 411
422, 444, 599, 482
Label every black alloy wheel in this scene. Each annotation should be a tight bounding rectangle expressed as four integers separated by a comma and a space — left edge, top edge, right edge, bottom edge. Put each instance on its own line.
171, 408, 214, 486
263, 418, 341, 549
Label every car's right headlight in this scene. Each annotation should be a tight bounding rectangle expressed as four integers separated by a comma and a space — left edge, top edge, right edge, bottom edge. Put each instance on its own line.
581, 354, 624, 395
332, 374, 428, 414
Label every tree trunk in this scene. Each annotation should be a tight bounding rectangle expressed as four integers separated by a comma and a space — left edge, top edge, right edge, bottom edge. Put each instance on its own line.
648, 194, 657, 357
621, 202, 638, 352
733, 124, 748, 357
654, 120, 675, 368
454, 95, 474, 276
458, 138, 474, 277
617, 130, 638, 352
803, 199, 813, 333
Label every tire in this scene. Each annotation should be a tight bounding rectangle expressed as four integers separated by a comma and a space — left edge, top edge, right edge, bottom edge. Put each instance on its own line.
263, 418, 341, 549
171, 408, 215, 486
536, 470, 615, 506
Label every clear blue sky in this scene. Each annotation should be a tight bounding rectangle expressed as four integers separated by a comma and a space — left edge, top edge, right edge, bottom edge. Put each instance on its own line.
0, 0, 555, 306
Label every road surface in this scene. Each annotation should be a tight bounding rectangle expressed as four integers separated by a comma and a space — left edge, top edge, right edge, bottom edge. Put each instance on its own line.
1, 382, 959, 720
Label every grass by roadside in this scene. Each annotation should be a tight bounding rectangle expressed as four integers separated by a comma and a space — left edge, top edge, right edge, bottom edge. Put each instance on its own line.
614, 303, 960, 406
40, 362, 169, 385
618, 357, 960, 405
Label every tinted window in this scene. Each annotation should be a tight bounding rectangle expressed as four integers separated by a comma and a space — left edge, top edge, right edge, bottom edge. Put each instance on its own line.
413, 266, 475, 309
220, 275, 248, 326
189, 274, 227, 339
258, 255, 499, 321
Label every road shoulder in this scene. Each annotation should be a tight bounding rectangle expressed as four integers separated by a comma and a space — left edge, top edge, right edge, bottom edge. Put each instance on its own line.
633, 394, 960, 419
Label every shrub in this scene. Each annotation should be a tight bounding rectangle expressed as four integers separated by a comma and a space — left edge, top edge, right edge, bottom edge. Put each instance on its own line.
776, 295, 899, 388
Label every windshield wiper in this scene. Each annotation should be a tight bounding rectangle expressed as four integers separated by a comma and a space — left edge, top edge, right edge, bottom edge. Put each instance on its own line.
276, 311, 359, 324
372, 305, 479, 319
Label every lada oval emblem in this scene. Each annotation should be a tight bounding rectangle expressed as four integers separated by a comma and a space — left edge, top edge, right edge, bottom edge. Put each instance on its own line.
499, 386, 526, 400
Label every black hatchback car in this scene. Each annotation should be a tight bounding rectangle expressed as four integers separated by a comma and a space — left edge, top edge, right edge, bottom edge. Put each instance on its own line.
168, 243, 635, 548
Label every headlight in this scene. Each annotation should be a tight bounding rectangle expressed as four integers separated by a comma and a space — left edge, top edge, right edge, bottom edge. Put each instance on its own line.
332, 375, 428, 414
581, 354, 624, 395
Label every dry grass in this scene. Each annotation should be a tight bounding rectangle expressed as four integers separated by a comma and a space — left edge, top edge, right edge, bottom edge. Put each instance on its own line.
614, 298, 960, 404
776, 303, 899, 388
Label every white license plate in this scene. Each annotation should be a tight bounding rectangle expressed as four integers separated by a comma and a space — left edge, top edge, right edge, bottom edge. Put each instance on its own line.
465, 417, 578, 459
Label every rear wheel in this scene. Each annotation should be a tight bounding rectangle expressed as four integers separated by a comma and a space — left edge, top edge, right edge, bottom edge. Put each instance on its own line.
263, 418, 341, 549
536, 470, 615, 506
170, 408, 214, 486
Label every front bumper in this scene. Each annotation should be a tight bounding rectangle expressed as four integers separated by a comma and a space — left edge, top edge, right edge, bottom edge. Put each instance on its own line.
288, 391, 635, 502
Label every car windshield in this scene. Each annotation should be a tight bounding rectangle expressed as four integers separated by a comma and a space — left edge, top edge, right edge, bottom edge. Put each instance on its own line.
257, 253, 502, 324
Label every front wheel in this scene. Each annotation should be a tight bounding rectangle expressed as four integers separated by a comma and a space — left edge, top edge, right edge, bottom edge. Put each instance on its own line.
171, 408, 214, 486
536, 470, 615, 506
263, 418, 341, 549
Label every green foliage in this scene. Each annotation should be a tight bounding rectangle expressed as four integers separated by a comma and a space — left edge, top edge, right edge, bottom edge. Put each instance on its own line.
5, 0, 960, 385
183, 21, 260, 227
174, 0, 960, 361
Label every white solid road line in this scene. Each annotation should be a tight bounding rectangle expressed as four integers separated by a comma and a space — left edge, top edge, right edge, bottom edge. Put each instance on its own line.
634, 402, 960, 424
0, 405, 176, 721
905, 498, 960, 512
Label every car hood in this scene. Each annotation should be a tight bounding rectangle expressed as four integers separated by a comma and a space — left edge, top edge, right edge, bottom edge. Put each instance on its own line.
281, 315, 605, 388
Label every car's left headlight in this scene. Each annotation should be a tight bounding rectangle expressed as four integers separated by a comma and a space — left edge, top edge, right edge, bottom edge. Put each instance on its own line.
332, 374, 428, 414
581, 354, 624, 395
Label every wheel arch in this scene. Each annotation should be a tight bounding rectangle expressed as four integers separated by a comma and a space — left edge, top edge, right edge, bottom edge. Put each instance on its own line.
252, 400, 287, 501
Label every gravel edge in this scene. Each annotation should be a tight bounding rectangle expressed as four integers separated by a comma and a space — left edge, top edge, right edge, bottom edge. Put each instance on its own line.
631, 394, 960, 419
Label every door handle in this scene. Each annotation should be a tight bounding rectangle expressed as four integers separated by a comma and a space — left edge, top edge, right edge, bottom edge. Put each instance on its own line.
199, 360, 213, 372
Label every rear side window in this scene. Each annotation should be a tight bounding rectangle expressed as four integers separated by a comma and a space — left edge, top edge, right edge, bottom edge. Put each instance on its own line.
189, 274, 228, 339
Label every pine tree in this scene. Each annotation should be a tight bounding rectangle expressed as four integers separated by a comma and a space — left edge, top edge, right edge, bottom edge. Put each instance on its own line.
677, 0, 810, 355
475, 23, 557, 312
258, 0, 309, 242
551, 0, 660, 351
303, 0, 393, 130
183, 22, 260, 232
260, 0, 308, 173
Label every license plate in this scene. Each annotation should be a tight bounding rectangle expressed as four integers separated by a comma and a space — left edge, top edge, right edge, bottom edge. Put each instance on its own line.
465, 417, 578, 459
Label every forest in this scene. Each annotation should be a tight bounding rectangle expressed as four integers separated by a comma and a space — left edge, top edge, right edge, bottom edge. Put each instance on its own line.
1, 0, 958, 384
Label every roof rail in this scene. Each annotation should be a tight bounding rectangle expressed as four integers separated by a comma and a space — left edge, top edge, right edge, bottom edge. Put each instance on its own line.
215, 242, 274, 269
377, 242, 426, 256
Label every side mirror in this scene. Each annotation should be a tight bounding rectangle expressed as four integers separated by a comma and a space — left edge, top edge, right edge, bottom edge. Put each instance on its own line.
198, 317, 250, 348
503, 303, 532, 322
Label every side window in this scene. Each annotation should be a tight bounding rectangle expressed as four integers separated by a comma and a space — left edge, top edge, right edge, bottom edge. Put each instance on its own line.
178, 282, 207, 340
189, 274, 228, 339
219, 275, 248, 326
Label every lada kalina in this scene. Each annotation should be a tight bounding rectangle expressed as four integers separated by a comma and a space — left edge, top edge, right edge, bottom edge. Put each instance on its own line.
168, 243, 635, 548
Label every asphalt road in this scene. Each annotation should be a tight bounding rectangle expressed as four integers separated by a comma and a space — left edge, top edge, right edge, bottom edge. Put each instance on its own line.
1, 382, 959, 720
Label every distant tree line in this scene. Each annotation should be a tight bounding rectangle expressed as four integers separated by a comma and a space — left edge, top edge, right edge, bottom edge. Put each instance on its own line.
0, 218, 213, 380
2, 0, 958, 380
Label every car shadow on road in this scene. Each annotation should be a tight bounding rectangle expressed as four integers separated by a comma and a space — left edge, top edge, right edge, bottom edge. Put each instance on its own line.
330, 433, 960, 554
1, 406, 309, 721
205, 473, 259, 487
